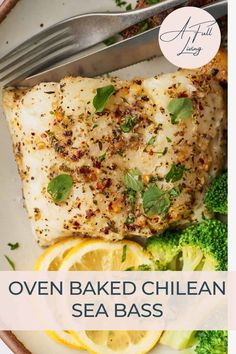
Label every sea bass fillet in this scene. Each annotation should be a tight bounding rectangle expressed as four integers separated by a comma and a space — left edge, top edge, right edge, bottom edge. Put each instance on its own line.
3, 70, 226, 246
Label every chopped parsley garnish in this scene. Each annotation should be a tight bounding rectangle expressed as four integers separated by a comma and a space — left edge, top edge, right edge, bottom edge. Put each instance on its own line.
165, 164, 186, 183
98, 152, 106, 161
122, 168, 143, 192
125, 214, 135, 225
120, 115, 136, 133
125, 266, 135, 271
138, 20, 150, 33
115, 0, 127, 7
103, 36, 117, 46
92, 124, 98, 130
167, 98, 193, 124
142, 185, 171, 217
126, 3, 132, 10
93, 85, 116, 112
127, 189, 137, 207
4, 255, 15, 270
8, 242, 19, 250
157, 147, 168, 156
147, 136, 156, 146
146, 0, 160, 3
169, 186, 182, 198
122, 245, 127, 263
138, 264, 152, 271
166, 136, 172, 143
47, 174, 73, 203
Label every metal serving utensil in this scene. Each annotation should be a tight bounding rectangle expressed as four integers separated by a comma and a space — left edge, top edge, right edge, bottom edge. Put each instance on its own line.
0, 0, 187, 85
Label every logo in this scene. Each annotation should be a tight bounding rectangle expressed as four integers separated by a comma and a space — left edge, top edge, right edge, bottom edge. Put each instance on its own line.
159, 7, 221, 69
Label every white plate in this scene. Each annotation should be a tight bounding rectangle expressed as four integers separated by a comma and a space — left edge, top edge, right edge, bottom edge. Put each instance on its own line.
0, 0, 177, 353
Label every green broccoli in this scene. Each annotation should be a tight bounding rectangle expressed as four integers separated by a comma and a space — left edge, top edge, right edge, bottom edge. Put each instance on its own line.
204, 172, 227, 214
160, 330, 228, 353
147, 220, 227, 351
146, 229, 182, 270
147, 219, 227, 271
195, 331, 228, 354
180, 219, 227, 271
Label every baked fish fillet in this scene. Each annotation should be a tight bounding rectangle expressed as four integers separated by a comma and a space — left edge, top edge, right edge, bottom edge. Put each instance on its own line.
2, 70, 226, 246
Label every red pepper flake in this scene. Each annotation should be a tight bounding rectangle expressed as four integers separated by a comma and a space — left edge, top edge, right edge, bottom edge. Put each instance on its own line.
92, 159, 102, 169
178, 92, 188, 98
199, 102, 204, 111
73, 221, 80, 229
86, 209, 95, 219
104, 178, 112, 188
100, 227, 110, 235
71, 150, 85, 161
80, 166, 91, 174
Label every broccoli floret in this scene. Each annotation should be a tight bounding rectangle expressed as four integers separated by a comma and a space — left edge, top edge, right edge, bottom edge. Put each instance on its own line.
195, 331, 228, 354
146, 230, 181, 270
147, 220, 227, 271
180, 219, 227, 271
204, 172, 227, 214
160, 331, 197, 350
150, 221, 227, 352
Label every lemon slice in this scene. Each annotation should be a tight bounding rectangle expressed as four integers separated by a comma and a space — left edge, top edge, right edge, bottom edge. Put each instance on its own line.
46, 330, 83, 350
60, 239, 160, 353
70, 330, 163, 354
59, 239, 151, 271
35, 236, 84, 350
35, 236, 84, 271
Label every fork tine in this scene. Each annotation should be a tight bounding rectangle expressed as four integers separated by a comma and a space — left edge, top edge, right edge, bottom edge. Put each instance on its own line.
0, 26, 71, 68
0, 36, 75, 82
0, 29, 73, 74
0, 41, 76, 85
0, 36, 74, 80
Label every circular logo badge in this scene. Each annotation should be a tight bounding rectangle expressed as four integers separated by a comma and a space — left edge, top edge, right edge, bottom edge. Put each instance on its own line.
159, 7, 221, 69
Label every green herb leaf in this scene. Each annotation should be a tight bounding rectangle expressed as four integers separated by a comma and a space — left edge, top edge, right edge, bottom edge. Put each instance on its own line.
142, 185, 171, 217
165, 164, 186, 183
122, 168, 143, 192
138, 20, 150, 33
98, 152, 106, 161
93, 85, 116, 112
120, 116, 136, 133
157, 147, 168, 156
166, 136, 172, 143
122, 245, 127, 263
169, 186, 182, 198
146, 0, 160, 3
103, 36, 117, 46
92, 124, 98, 130
147, 136, 156, 146
138, 264, 152, 271
126, 3, 132, 10
125, 266, 135, 271
167, 98, 193, 124
115, 0, 127, 7
8, 242, 19, 250
4, 255, 15, 270
47, 174, 73, 203
127, 188, 137, 207
125, 214, 135, 225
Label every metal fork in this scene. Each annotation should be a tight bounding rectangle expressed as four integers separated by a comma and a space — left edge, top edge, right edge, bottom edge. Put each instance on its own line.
0, 0, 186, 84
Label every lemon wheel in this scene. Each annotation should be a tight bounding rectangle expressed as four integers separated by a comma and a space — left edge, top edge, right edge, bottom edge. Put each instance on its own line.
59, 239, 151, 271
70, 330, 163, 354
35, 236, 85, 350
34, 236, 84, 271
46, 330, 83, 350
